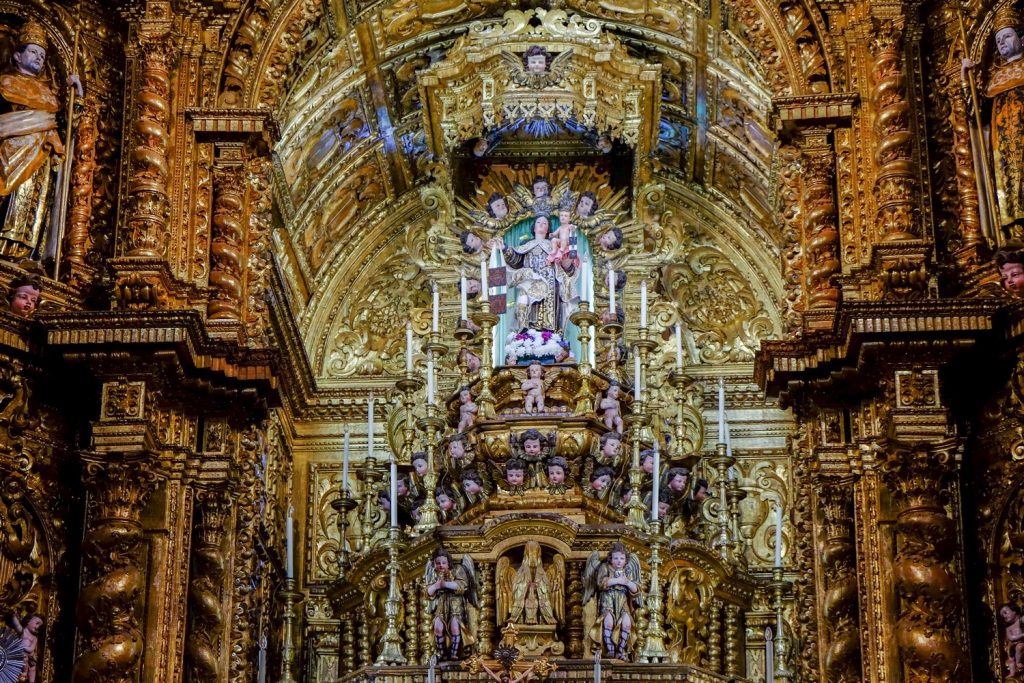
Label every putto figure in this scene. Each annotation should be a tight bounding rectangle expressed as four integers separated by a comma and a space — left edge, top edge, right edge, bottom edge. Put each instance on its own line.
0, 20, 82, 257
583, 542, 641, 660
424, 548, 479, 661
521, 361, 546, 413
11, 611, 43, 683
997, 241, 1024, 297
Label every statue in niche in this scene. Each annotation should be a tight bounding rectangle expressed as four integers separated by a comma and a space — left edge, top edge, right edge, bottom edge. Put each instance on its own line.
583, 542, 641, 660
1001, 602, 1024, 679
424, 547, 478, 661
963, 5, 1024, 233
0, 20, 82, 258
496, 540, 565, 626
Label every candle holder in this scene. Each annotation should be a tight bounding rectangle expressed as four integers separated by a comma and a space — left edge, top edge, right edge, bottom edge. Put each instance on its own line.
667, 370, 692, 461
569, 302, 600, 415
277, 577, 304, 683
414, 401, 446, 534
376, 527, 407, 664
599, 320, 623, 380
330, 488, 359, 579
473, 299, 499, 419
454, 321, 477, 384
624, 406, 649, 530
633, 326, 659, 407
707, 442, 735, 562
726, 475, 748, 567
638, 520, 669, 662
357, 454, 381, 553
396, 372, 424, 533
771, 566, 793, 682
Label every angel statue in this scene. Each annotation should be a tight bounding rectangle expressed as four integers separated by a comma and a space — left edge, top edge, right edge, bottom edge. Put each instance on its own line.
583, 542, 642, 660
425, 547, 479, 660
496, 540, 565, 626
501, 45, 574, 90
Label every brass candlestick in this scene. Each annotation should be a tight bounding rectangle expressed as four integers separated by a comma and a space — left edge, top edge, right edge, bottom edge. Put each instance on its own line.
638, 520, 669, 662
396, 372, 424, 532
667, 370, 692, 460
357, 454, 381, 552
633, 326, 658, 407
454, 321, 477, 385
707, 442, 735, 562
624, 405, 649, 530
726, 475, 748, 567
473, 298, 498, 419
772, 566, 793, 682
376, 527, 407, 664
277, 578, 304, 683
600, 320, 623, 381
569, 302, 600, 415
330, 488, 358, 579
414, 400, 446, 534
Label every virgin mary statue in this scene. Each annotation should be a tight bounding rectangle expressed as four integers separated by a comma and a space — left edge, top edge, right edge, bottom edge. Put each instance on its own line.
497, 214, 577, 332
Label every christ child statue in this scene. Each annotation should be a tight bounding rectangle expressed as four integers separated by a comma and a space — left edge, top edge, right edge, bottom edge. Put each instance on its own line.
1002, 602, 1024, 677
547, 208, 576, 264
600, 382, 624, 432
521, 362, 545, 413
12, 612, 43, 683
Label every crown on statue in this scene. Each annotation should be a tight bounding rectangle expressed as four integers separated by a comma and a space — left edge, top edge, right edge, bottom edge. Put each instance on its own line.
17, 20, 48, 51
994, 3, 1022, 33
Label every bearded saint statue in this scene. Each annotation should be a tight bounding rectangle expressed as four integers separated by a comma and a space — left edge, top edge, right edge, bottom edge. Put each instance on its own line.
984, 5, 1024, 233
0, 19, 82, 258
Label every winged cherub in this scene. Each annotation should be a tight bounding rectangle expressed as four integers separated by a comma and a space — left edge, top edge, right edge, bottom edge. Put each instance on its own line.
424, 548, 479, 660
501, 45, 575, 89
583, 542, 642, 660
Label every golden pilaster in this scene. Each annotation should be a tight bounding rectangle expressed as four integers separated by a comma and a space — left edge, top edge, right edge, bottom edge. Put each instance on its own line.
277, 578, 304, 683
638, 521, 669, 662
376, 528, 407, 664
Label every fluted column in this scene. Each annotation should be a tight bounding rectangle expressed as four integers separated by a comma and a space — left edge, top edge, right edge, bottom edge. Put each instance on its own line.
209, 150, 246, 322
870, 19, 920, 242
72, 457, 158, 683
881, 439, 970, 682
186, 488, 232, 682
818, 482, 862, 683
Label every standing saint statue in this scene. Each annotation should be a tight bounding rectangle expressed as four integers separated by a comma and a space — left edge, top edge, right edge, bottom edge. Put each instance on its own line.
491, 214, 577, 332
0, 20, 82, 258
982, 5, 1024, 233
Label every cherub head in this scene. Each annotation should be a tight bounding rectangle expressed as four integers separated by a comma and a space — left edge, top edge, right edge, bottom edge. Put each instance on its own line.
397, 473, 411, 498
590, 465, 614, 491
473, 137, 490, 157
449, 434, 469, 461
693, 478, 710, 502
460, 386, 473, 404
487, 191, 509, 220
1002, 603, 1023, 624
640, 449, 656, 475
619, 484, 633, 506
546, 456, 568, 485
666, 466, 689, 493
436, 487, 457, 512
555, 341, 571, 362
608, 541, 629, 568
25, 614, 43, 634
412, 451, 429, 477
600, 431, 622, 458
462, 469, 484, 495
607, 381, 621, 400
997, 241, 1024, 296
521, 428, 544, 456
528, 361, 544, 380
505, 458, 526, 486
523, 46, 549, 74
460, 348, 482, 373
9, 276, 40, 318
433, 547, 453, 573
460, 230, 483, 254
577, 191, 597, 217
657, 490, 672, 518
532, 175, 550, 199
599, 227, 623, 250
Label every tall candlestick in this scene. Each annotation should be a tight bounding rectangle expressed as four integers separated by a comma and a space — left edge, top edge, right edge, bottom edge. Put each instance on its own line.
390, 456, 398, 529
640, 279, 648, 327
480, 250, 488, 296
634, 354, 641, 401
426, 354, 435, 404
342, 426, 350, 491
368, 394, 375, 460
285, 505, 294, 578
674, 323, 683, 369
608, 267, 615, 315
774, 503, 784, 567
405, 321, 413, 373
431, 282, 439, 332
718, 377, 726, 443
651, 443, 661, 521
257, 635, 267, 683
460, 273, 468, 321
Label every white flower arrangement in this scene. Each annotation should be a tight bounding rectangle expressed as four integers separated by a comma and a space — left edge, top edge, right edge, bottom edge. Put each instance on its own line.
504, 328, 569, 364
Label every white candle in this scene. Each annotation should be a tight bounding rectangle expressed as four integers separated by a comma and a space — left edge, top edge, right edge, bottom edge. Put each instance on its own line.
431, 282, 439, 332
718, 377, 726, 443
588, 325, 596, 366
587, 256, 595, 307
426, 353, 435, 404
725, 419, 732, 457
633, 354, 641, 401
719, 479, 728, 524
675, 323, 683, 369
342, 426, 350, 491
593, 650, 601, 680
651, 443, 661, 521
285, 505, 294, 578
581, 257, 590, 302
764, 627, 774, 683
774, 503, 784, 567
607, 267, 615, 315
460, 273, 468, 321
480, 250, 488, 296
368, 394, 375, 460
405, 321, 413, 373
640, 279, 648, 327
390, 456, 398, 528
258, 635, 267, 683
